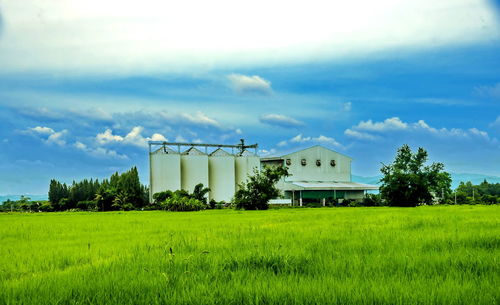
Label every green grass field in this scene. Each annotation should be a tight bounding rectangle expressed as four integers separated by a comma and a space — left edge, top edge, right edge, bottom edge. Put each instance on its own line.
0, 206, 498, 304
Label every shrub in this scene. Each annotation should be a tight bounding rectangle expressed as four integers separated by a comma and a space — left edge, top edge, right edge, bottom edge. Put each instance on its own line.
77, 200, 98, 211
153, 190, 173, 205
234, 166, 289, 210
209, 199, 226, 209
38, 202, 54, 212
304, 202, 322, 208
162, 193, 206, 211
362, 194, 383, 207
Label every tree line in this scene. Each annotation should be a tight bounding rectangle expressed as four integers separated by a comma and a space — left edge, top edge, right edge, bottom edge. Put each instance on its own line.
44, 167, 148, 211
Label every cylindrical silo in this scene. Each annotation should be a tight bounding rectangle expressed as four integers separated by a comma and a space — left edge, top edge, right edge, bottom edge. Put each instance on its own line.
235, 149, 260, 190
208, 148, 235, 202
149, 145, 181, 201
181, 147, 209, 196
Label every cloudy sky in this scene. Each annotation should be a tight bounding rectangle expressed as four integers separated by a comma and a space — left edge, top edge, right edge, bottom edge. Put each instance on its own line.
0, 0, 499, 194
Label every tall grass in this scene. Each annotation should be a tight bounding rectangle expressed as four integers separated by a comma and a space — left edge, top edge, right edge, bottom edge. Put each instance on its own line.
0, 206, 498, 304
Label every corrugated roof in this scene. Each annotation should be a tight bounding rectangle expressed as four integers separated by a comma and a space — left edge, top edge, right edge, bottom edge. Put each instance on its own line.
286, 181, 379, 190
261, 145, 352, 160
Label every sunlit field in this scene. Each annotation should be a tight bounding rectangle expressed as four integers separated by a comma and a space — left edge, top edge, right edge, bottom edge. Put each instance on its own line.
0, 206, 498, 305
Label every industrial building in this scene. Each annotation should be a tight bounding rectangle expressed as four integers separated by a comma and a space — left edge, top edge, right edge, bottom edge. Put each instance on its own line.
148, 140, 259, 203
261, 145, 378, 205
149, 141, 377, 205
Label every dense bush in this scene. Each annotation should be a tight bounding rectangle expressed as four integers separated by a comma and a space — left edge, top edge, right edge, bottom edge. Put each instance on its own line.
76, 200, 98, 211
209, 199, 225, 209
38, 202, 54, 212
162, 193, 206, 211
153, 190, 173, 205
362, 194, 384, 207
234, 166, 289, 210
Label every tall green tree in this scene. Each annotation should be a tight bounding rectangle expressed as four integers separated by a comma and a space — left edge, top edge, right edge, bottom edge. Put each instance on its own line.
233, 165, 289, 210
380, 144, 451, 207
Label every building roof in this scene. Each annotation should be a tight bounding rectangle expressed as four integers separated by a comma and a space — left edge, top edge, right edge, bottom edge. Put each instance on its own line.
261, 145, 352, 161
151, 145, 177, 154
209, 148, 232, 156
285, 181, 379, 191
182, 147, 206, 155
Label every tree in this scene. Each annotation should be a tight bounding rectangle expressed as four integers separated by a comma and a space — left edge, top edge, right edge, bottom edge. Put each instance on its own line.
380, 144, 451, 207
233, 165, 289, 210
192, 183, 210, 203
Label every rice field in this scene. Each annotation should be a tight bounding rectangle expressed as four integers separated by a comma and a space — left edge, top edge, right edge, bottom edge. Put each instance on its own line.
0, 205, 498, 305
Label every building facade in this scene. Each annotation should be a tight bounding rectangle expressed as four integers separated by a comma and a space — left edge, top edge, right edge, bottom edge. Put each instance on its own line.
261, 145, 378, 205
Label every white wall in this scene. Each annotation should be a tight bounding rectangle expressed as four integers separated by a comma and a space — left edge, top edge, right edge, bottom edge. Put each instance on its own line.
282, 146, 351, 182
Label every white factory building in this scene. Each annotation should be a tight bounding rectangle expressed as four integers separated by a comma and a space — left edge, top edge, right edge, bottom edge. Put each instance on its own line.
261, 145, 378, 205
149, 141, 377, 205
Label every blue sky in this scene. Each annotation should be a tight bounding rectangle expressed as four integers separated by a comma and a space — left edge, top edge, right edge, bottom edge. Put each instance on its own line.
0, 0, 499, 194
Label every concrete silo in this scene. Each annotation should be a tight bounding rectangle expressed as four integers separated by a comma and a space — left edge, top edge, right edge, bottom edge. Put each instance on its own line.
149, 145, 181, 200
235, 149, 260, 190
208, 148, 235, 202
181, 147, 209, 194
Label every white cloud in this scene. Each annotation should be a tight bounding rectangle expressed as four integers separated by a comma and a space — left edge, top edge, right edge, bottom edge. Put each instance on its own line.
342, 102, 352, 112
259, 148, 277, 156
96, 126, 167, 148
259, 114, 304, 128
0, 0, 498, 74
280, 133, 343, 148
490, 116, 500, 127
96, 129, 124, 145
344, 129, 377, 140
74, 141, 128, 159
157, 111, 222, 129
314, 135, 343, 147
228, 74, 272, 95
46, 130, 68, 146
277, 140, 288, 147
31, 126, 55, 135
291, 134, 312, 143
24, 126, 68, 146
474, 82, 500, 99
345, 117, 494, 142
175, 135, 186, 142
151, 133, 168, 142
354, 117, 408, 131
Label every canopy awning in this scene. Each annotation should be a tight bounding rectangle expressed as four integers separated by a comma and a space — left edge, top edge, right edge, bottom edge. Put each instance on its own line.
284, 181, 379, 191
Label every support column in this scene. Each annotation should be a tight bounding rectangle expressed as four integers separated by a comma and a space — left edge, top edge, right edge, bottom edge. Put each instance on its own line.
322, 198, 326, 207
299, 190, 303, 207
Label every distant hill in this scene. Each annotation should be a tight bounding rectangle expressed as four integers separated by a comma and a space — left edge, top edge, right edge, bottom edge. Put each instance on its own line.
0, 194, 48, 203
352, 173, 500, 190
